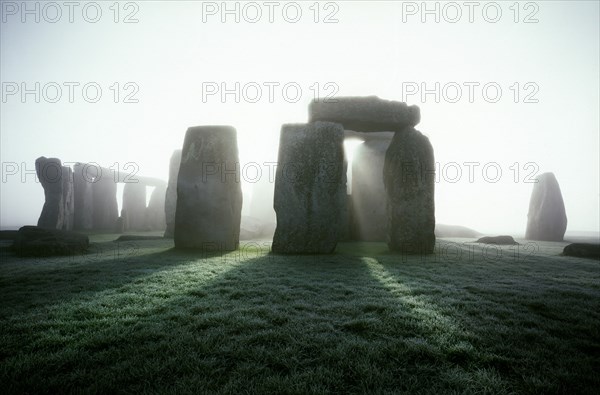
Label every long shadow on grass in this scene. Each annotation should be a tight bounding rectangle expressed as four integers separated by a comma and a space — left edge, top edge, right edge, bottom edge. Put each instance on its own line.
0, 246, 511, 393
0, 240, 231, 316
371, 242, 600, 394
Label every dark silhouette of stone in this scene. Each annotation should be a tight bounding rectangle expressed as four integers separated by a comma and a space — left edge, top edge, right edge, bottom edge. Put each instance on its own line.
115, 235, 165, 242
351, 136, 393, 241
73, 163, 94, 230
11, 225, 89, 257
61, 166, 74, 231
92, 174, 118, 231
272, 122, 346, 254
0, 230, 19, 240
384, 126, 435, 254
145, 185, 166, 230
164, 150, 182, 238
122, 182, 146, 231
435, 224, 481, 238
174, 126, 242, 250
35, 157, 64, 229
476, 235, 519, 245
309, 96, 420, 132
563, 243, 600, 260
525, 172, 567, 241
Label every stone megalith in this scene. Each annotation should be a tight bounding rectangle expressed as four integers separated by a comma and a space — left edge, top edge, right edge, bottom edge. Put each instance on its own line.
35, 157, 65, 229
164, 149, 182, 238
145, 185, 166, 231
525, 172, 567, 241
174, 126, 242, 250
272, 122, 346, 254
61, 166, 74, 231
351, 135, 393, 241
73, 163, 94, 230
122, 182, 147, 231
383, 126, 435, 253
309, 96, 420, 132
91, 172, 118, 231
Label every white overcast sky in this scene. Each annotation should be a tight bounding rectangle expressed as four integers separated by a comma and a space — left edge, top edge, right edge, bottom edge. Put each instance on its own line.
1, 0, 599, 234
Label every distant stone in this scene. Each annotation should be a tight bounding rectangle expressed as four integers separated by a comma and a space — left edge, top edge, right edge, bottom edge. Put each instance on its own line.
240, 216, 266, 240
145, 185, 166, 231
91, 174, 118, 231
309, 96, 420, 132
272, 122, 346, 254
61, 166, 74, 231
114, 235, 165, 242
436, 224, 481, 238
122, 183, 146, 231
73, 163, 94, 230
351, 136, 392, 241
164, 149, 182, 238
384, 126, 435, 254
174, 126, 242, 251
563, 243, 600, 260
476, 235, 519, 245
525, 172, 567, 241
35, 157, 64, 229
12, 226, 89, 257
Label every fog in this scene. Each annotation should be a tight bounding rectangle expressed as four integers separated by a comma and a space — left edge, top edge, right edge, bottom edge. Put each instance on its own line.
1, 1, 598, 235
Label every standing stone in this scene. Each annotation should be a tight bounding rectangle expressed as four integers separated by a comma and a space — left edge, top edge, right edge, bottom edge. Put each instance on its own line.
35, 157, 64, 229
145, 185, 166, 231
272, 122, 346, 254
92, 174, 118, 231
383, 126, 435, 253
351, 136, 393, 241
164, 150, 182, 238
122, 182, 147, 231
174, 126, 242, 250
73, 163, 94, 230
525, 172, 567, 241
61, 166, 74, 231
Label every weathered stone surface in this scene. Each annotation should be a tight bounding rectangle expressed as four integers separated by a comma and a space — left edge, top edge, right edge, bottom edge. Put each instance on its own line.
174, 126, 242, 250
145, 185, 166, 230
12, 226, 89, 257
73, 163, 94, 230
384, 126, 435, 253
563, 243, 600, 260
164, 150, 182, 238
309, 96, 420, 132
122, 183, 146, 231
61, 166, 74, 231
35, 157, 64, 229
476, 235, 519, 245
272, 122, 346, 254
351, 136, 393, 241
525, 173, 567, 241
92, 174, 118, 231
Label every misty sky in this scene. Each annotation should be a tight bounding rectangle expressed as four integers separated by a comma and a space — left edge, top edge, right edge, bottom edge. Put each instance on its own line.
1, 0, 599, 234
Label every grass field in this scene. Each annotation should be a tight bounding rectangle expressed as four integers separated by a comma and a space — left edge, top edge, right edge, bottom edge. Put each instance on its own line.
1, 234, 599, 394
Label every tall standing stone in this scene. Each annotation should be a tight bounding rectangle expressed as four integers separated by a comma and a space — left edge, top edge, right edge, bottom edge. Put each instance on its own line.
73, 163, 94, 230
525, 172, 567, 241
174, 126, 242, 250
272, 122, 346, 254
351, 135, 393, 241
164, 150, 182, 238
92, 173, 118, 231
383, 126, 435, 253
35, 157, 64, 229
122, 182, 147, 231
